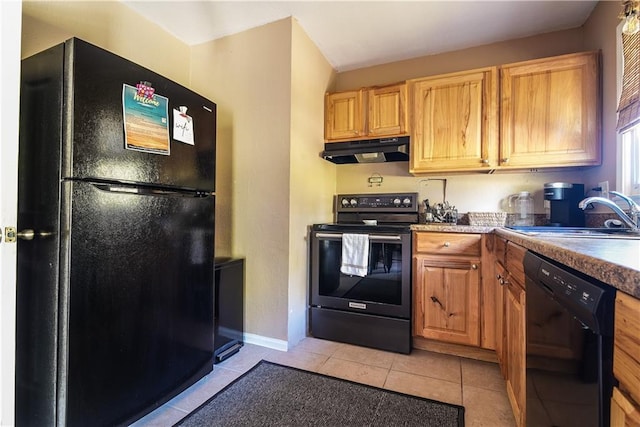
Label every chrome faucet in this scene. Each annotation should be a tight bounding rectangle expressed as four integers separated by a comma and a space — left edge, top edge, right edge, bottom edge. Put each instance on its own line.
578, 191, 640, 230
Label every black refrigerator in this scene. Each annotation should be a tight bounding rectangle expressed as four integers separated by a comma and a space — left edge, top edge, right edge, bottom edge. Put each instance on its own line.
16, 38, 216, 426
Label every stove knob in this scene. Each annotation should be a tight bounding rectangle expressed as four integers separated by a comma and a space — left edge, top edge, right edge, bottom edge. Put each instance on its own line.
350, 198, 358, 207
393, 198, 401, 206
403, 197, 411, 206
341, 198, 350, 207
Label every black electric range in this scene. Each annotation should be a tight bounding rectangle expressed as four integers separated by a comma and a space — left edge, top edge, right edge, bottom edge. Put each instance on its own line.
309, 192, 418, 354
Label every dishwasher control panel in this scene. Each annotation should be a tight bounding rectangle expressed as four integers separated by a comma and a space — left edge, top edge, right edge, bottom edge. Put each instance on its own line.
523, 250, 616, 335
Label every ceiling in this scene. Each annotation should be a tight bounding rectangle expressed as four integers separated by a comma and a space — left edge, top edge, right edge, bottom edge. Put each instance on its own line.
121, 1, 600, 72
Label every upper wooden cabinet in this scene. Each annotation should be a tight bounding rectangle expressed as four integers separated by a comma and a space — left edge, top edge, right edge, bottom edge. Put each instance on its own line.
324, 89, 364, 140
324, 83, 408, 141
408, 67, 498, 173
406, 51, 600, 173
368, 84, 408, 137
500, 51, 600, 168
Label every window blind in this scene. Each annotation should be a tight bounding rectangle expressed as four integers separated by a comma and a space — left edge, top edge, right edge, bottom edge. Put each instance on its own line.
618, 31, 640, 132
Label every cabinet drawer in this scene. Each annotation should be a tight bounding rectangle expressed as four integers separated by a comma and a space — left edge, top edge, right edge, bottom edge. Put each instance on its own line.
414, 232, 481, 256
614, 292, 640, 405
505, 241, 527, 288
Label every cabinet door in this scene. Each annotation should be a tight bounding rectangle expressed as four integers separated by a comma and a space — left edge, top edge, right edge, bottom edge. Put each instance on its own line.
500, 51, 600, 168
611, 387, 640, 427
494, 261, 507, 374
505, 277, 526, 427
324, 90, 364, 140
409, 67, 498, 173
367, 83, 408, 137
614, 291, 640, 406
413, 256, 480, 346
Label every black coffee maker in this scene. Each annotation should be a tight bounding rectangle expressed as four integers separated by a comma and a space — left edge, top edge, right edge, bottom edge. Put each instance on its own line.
544, 182, 585, 227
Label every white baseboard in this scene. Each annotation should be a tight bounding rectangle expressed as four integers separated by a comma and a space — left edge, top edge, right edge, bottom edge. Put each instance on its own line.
243, 332, 288, 352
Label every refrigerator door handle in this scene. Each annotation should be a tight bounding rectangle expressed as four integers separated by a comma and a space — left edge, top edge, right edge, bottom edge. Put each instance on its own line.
90, 182, 212, 198
14, 229, 55, 240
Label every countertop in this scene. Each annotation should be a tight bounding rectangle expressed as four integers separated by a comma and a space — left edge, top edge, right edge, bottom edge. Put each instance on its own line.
411, 224, 640, 299
412, 224, 496, 234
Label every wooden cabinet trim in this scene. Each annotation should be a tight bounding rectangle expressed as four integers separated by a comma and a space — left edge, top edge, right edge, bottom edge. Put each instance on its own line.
614, 292, 640, 406
505, 241, 527, 289
611, 386, 640, 426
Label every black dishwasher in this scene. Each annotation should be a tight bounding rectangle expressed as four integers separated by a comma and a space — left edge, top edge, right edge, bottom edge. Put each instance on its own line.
214, 257, 245, 363
523, 251, 616, 427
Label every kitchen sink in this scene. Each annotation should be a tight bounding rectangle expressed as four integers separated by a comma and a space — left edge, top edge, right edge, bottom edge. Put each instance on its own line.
506, 226, 640, 239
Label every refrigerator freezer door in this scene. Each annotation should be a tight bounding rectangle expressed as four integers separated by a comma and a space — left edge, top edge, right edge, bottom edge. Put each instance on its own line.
16, 43, 64, 426
62, 38, 216, 191
61, 181, 214, 426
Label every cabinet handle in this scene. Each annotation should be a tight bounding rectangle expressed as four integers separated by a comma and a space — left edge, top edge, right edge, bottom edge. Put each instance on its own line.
481, 159, 489, 164
430, 296, 454, 317
502, 158, 510, 164
430, 296, 444, 310
443, 242, 450, 247
471, 264, 478, 270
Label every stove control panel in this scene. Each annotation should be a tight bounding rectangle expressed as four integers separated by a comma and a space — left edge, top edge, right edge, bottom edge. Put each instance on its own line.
336, 193, 418, 212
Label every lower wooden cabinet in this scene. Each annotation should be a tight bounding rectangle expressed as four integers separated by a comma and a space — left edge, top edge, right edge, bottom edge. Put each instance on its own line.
504, 274, 526, 427
413, 232, 481, 347
414, 255, 480, 346
611, 387, 640, 426
612, 291, 640, 426
492, 239, 526, 427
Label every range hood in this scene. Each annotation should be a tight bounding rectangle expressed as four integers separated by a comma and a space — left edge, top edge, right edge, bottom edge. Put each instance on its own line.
321, 136, 410, 164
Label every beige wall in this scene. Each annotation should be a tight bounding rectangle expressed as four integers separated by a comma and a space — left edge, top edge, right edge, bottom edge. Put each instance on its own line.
21, 1, 190, 85
334, 28, 584, 91
583, 1, 620, 192
331, 6, 619, 215
190, 18, 336, 346
190, 20, 293, 342
288, 20, 336, 345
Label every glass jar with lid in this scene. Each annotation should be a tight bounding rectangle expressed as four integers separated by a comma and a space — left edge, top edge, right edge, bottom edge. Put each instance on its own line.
509, 191, 534, 226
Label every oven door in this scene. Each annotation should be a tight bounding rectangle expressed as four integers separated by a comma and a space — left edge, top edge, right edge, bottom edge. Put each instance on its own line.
310, 230, 411, 319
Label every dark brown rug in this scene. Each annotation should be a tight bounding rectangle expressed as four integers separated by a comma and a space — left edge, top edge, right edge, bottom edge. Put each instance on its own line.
174, 360, 465, 426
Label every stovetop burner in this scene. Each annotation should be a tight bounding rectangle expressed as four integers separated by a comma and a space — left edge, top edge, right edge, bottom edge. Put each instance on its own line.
326, 192, 419, 228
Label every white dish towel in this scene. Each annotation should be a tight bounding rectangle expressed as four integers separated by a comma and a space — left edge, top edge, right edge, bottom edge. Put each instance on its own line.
340, 233, 369, 277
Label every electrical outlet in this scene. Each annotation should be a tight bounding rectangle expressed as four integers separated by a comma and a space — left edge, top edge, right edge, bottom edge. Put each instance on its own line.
599, 181, 609, 198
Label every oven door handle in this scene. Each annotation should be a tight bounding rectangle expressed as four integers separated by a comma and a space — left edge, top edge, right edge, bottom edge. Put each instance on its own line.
314, 232, 402, 241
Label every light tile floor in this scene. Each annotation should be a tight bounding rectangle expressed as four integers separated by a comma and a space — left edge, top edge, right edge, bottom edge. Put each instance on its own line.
130, 338, 516, 427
